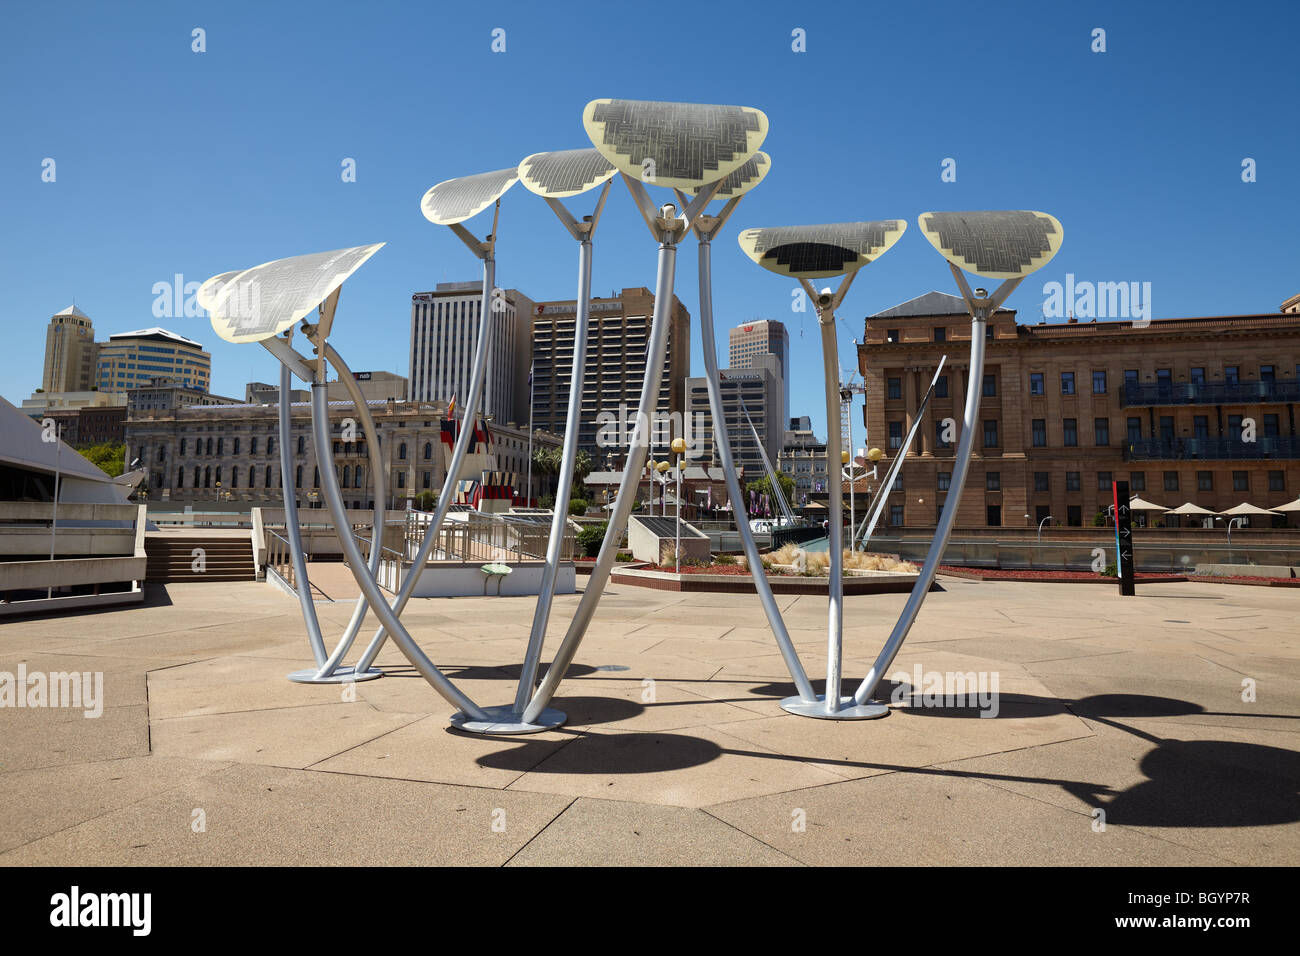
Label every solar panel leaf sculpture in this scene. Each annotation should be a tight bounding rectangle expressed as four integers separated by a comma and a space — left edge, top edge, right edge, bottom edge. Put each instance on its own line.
201, 245, 389, 684
518, 99, 768, 728
345, 167, 538, 723
738, 221, 908, 718
850, 210, 1064, 709
511, 147, 617, 726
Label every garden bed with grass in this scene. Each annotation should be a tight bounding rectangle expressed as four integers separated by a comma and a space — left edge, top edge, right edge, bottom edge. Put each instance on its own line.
611, 548, 924, 594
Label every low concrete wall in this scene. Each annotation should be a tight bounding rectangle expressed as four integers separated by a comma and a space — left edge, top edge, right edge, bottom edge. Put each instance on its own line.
1197, 563, 1299, 579
404, 561, 575, 598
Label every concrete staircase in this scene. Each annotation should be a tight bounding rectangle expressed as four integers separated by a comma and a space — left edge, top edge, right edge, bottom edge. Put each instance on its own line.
145, 536, 255, 583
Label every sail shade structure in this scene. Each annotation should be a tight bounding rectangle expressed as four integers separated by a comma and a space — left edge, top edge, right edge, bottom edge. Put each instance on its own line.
420, 167, 519, 225
517, 148, 617, 198
200, 244, 384, 345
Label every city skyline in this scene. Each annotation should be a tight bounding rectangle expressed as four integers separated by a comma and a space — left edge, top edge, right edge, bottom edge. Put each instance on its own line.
2, 1, 1297, 439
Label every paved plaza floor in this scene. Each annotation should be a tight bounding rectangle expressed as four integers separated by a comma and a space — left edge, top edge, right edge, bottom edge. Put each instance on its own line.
1, 575, 1296, 866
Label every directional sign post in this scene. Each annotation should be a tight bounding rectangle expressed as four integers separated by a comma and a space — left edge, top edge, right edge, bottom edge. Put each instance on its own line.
1112, 480, 1136, 596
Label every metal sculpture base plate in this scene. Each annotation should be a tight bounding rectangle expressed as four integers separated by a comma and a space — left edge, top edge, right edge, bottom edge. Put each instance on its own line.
449, 705, 568, 735
287, 665, 384, 684
779, 695, 890, 720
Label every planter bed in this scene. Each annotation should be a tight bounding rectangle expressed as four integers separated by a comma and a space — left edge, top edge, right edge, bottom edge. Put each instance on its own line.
938, 566, 1187, 584
610, 564, 924, 595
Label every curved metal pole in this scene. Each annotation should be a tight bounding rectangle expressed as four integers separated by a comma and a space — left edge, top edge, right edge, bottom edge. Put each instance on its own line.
353, 257, 497, 672
311, 384, 489, 719
856, 358, 947, 549
853, 307, 988, 704
818, 313, 847, 713
277, 363, 328, 668
514, 236, 593, 711
523, 239, 677, 724
694, 236, 815, 701
311, 344, 387, 678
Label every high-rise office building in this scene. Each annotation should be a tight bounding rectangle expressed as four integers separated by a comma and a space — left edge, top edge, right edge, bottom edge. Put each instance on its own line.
729, 319, 790, 423
408, 282, 533, 424
96, 328, 211, 392
42, 306, 99, 393
530, 287, 691, 463
686, 354, 783, 475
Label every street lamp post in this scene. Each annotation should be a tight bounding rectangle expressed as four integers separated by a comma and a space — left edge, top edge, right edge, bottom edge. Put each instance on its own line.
1037, 514, 1053, 543
671, 437, 687, 572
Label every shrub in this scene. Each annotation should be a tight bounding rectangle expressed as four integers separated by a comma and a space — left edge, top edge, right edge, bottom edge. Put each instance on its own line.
1101, 562, 1118, 577
614, 551, 633, 562
539, 494, 556, 509
568, 497, 589, 516
576, 522, 607, 558
412, 490, 438, 512
714, 552, 737, 565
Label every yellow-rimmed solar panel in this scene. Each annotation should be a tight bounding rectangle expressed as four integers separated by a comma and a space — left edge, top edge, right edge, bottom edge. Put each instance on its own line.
918, 210, 1063, 279
518, 148, 617, 198
737, 221, 907, 279
421, 168, 519, 225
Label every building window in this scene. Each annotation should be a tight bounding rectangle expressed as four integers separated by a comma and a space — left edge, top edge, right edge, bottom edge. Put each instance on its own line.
230, 469, 238, 489
250, 436, 258, 455
1067, 505, 1082, 526
935, 375, 948, 398
933, 327, 946, 343
296, 465, 303, 488
1264, 414, 1280, 438
1268, 470, 1285, 492
177, 466, 184, 488
1197, 470, 1213, 491
1127, 417, 1143, 443
216, 437, 224, 455
1224, 365, 1239, 385
249, 465, 256, 487
297, 435, 305, 454
267, 437, 275, 455
396, 471, 406, 489
1261, 364, 1275, 382
1233, 470, 1249, 492
1098, 471, 1112, 491
1066, 471, 1081, 492
986, 505, 1001, 526
265, 465, 273, 488
1228, 415, 1243, 442
1159, 416, 1175, 441
887, 377, 902, 400
1032, 419, 1047, 447
1092, 370, 1107, 394
937, 471, 951, 491
889, 504, 904, 526
1094, 418, 1110, 446
1130, 471, 1146, 491
1034, 471, 1049, 492
887, 328, 900, 344
424, 442, 433, 460
888, 421, 903, 450
206, 437, 213, 455
1063, 418, 1078, 447
313, 466, 320, 488
935, 420, 951, 449
1193, 415, 1209, 440
422, 471, 431, 489
179, 438, 187, 455
399, 442, 407, 460
986, 471, 1000, 491
982, 374, 997, 397
1061, 372, 1075, 395
1190, 367, 1205, 385
982, 420, 998, 448
1029, 372, 1044, 395
193, 466, 201, 487
204, 466, 212, 488
1164, 471, 1179, 492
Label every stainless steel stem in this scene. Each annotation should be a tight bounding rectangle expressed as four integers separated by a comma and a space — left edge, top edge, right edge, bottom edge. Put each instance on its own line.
819, 313, 846, 713
311, 384, 488, 719
353, 257, 497, 672
854, 307, 988, 704
312, 344, 388, 678
695, 236, 815, 700
514, 237, 593, 712
278, 363, 328, 667
523, 238, 678, 724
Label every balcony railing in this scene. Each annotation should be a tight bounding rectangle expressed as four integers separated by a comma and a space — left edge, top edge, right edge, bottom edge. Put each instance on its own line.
1124, 436, 1300, 461
1123, 378, 1300, 407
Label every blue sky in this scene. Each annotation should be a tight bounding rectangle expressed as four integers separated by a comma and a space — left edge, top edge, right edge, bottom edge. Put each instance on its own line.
2, 0, 1296, 438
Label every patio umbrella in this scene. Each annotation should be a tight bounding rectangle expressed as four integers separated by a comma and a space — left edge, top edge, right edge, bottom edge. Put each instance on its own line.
1219, 502, 1281, 516
1126, 496, 1169, 512
1168, 502, 1216, 516
1270, 498, 1300, 513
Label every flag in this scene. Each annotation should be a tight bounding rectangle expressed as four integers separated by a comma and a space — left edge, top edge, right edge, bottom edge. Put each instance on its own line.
447, 393, 457, 419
